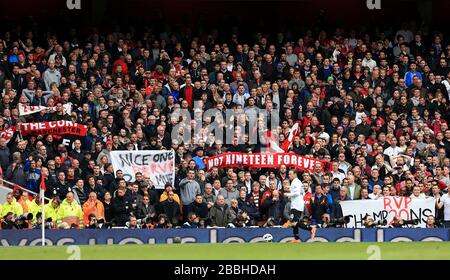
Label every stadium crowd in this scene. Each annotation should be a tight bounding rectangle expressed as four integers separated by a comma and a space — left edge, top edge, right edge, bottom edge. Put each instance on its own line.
1, 19, 450, 230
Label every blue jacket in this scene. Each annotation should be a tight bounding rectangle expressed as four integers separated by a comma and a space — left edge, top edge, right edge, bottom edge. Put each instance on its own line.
193, 156, 206, 170
24, 159, 41, 193
326, 193, 333, 214
368, 179, 384, 192
404, 71, 422, 88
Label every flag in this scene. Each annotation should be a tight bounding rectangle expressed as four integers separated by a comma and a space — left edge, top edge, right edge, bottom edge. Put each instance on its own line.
40, 174, 46, 246
266, 130, 284, 153
40, 175, 46, 192
280, 121, 302, 152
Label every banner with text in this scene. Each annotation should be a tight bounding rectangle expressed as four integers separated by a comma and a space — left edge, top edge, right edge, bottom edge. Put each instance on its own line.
340, 197, 435, 228
204, 152, 330, 172
19, 103, 72, 116
110, 150, 175, 189
0, 127, 17, 143
20, 121, 88, 137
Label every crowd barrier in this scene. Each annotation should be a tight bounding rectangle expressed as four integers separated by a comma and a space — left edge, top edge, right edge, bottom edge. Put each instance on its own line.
0, 228, 449, 246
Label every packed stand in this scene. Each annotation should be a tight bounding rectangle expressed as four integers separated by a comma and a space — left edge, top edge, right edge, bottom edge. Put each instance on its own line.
0, 22, 449, 230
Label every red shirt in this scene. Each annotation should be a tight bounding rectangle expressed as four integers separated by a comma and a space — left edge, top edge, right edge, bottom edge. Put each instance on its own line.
303, 192, 312, 216
184, 86, 193, 108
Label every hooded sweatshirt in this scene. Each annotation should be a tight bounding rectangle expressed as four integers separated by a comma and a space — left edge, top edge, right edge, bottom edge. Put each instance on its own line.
43, 68, 61, 90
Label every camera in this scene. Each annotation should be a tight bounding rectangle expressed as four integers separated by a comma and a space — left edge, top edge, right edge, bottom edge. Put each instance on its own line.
136, 216, 153, 225
392, 217, 420, 228
96, 218, 112, 229
403, 219, 420, 225
15, 213, 34, 229
329, 215, 351, 227
363, 214, 387, 228
322, 215, 351, 228
17, 213, 34, 221
375, 219, 388, 226
261, 217, 276, 228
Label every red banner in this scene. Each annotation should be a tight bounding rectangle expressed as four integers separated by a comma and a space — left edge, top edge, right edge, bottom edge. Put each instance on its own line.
19, 121, 88, 137
0, 127, 17, 143
204, 152, 331, 172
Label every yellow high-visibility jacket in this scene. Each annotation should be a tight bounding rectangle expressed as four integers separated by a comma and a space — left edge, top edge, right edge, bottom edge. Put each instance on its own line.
43, 200, 60, 227
27, 200, 41, 223
57, 199, 84, 229
1, 198, 24, 217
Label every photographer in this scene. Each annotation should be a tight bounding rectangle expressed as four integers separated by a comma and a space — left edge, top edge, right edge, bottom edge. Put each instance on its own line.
1, 212, 19, 230
426, 215, 438, 228
363, 214, 387, 228
14, 213, 34, 229
33, 212, 54, 229
233, 211, 251, 228
154, 214, 172, 229
320, 213, 351, 228
392, 215, 419, 228
182, 212, 199, 228
86, 213, 101, 229
319, 213, 333, 228
126, 215, 141, 229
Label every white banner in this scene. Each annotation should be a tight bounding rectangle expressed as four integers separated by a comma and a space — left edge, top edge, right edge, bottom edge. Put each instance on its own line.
19, 103, 72, 116
340, 197, 435, 228
110, 150, 175, 189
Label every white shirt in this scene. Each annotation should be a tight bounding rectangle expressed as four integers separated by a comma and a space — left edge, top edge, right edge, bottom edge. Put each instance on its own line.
332, 171, 346, 183
368, 193, 382, 200
348, 185, 356, 200
355, 111, 364, 125
441, 194, 450, 221
410, 193, 426, 199
286, 177, 305, 211
384, 146, 403, 157
362, 58, 377, 72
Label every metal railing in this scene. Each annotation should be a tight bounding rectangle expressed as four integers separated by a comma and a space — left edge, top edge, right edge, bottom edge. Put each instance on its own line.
0, 178, 51, 201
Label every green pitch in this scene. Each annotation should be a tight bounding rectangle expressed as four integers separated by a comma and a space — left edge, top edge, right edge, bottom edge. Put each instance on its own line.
0, 242, 449, 260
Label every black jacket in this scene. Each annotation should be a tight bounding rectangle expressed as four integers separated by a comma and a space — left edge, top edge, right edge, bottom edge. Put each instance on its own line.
73, 187, 87, 206
103, 200, 113, 223
238, 198, 260, 221
160, 199, 181, 225
186, 201, 209, 219
49, 180, 71, 201
208, 203, 230, 227
262, 197, 284, 225
310, 194, 329, 221
331, 197, 348, 219
137, 202, 156, 219
111, 195, 132, 226
102, 172, 116, 193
